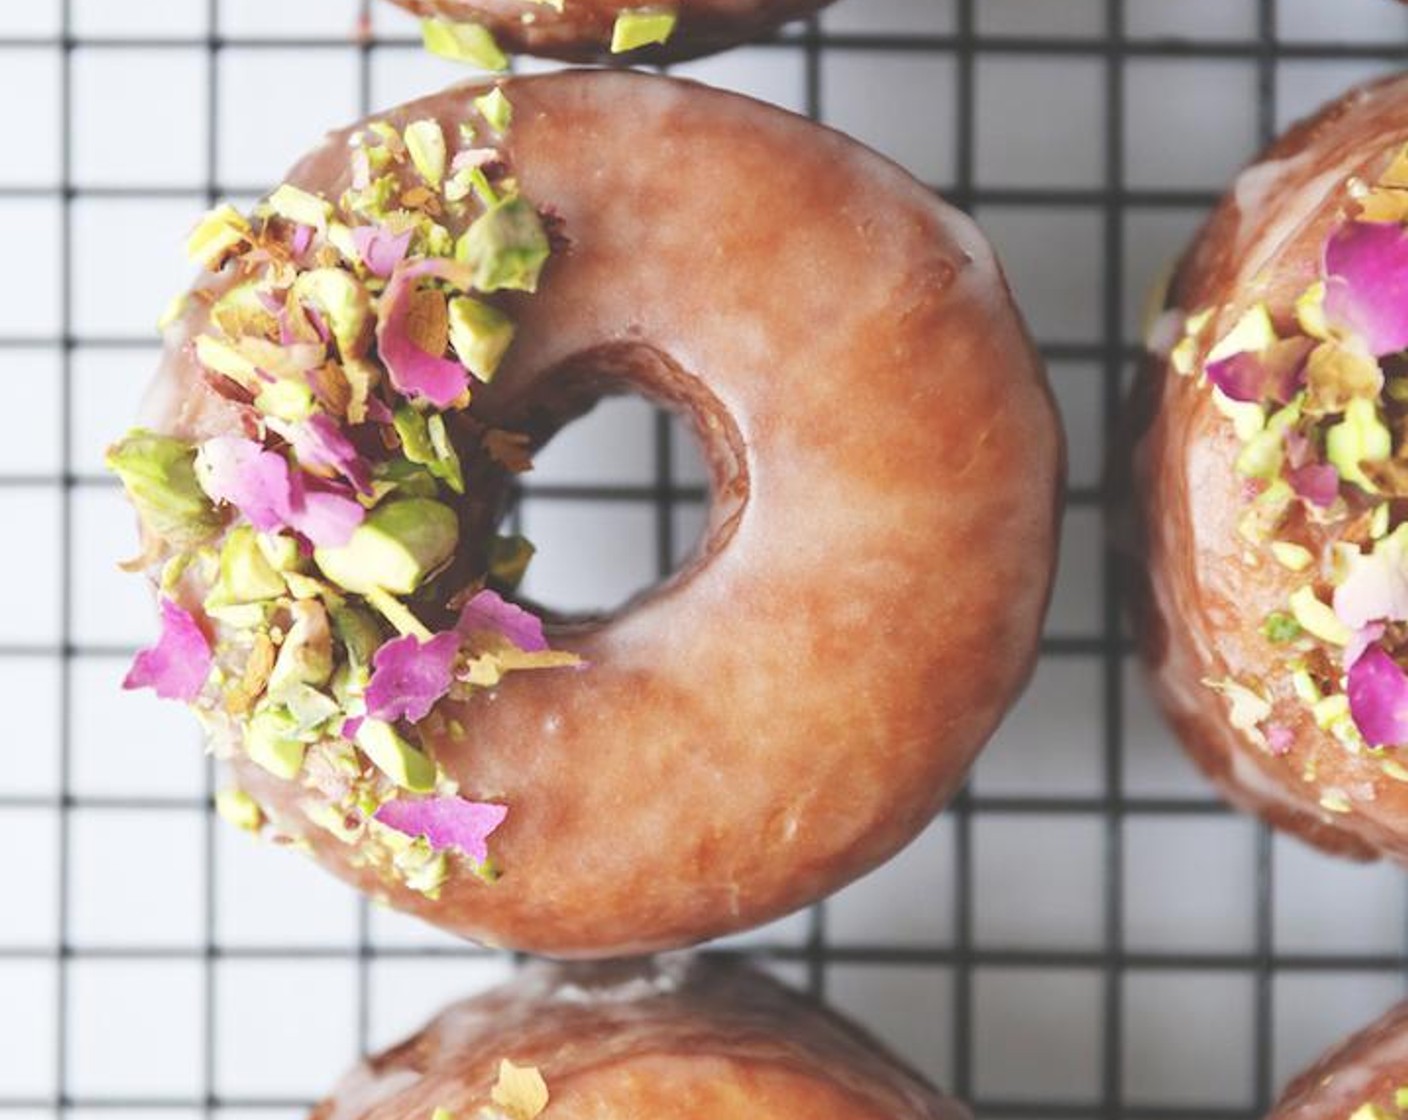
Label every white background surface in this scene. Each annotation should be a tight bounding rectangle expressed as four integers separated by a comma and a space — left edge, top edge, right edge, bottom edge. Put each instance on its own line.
1, 1, 1407, 1118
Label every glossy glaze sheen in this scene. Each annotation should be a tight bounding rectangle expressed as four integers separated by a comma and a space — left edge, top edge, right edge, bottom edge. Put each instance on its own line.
1123, 74, 1408, 862
1270, 1001, 1408, 1120
155, 72, 1062, 956
310, 959, 970, 1120
386, 0, 833, 63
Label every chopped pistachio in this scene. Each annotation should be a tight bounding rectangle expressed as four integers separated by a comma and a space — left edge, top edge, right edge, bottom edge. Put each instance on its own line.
364, 586, 434, 641
431, 1109, 455, 1120
215, 788, 265, 832
1326, 397, 1392, 492
1398, 1087, 1408, 1111
1312, 692, 1350, 729
293, 268, 371, 358
489, 534, 535, 589
1207, 302, 1276, 364
456, 195, 551, 293
268, 600, 334, 693
355, 719, 437, 791
420, 19, 509, 71
1305, 339, 1383, 414
1320, 789, 1354, 815
194, 334, 258, 385
185, 204, 251, 269
404, 119, 448, 189
448, 295, 515, 382
1294, 281, 1330, 340
492, 1059, 550, 1119
210, 526, 285, 606
474, 87, 512, 133
1291, 666, 1322, 706
255, 377, 316, 423
314, 498, 459, 596
1383, 759, 1408, 782
267, 183, 333, 229
106, 430, 223, 548
331, 603, 383, 672
1262, 611, 1301, 643
244, 708, 308, 780
1204, 678, 1271, 735
391, 406, 465, 494
1288, 586, 1352, 646
1209, 387, 1266, 442
1270, 541, 1314, 571
610, 6, 677, 52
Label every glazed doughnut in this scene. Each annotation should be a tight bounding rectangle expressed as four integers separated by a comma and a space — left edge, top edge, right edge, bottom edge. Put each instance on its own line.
110, 71, 1061, 956
1269, 1000, 1408, 1120
1124, 73, 1408, 862
311, 958, 968, 1120
393, 0, 835, 65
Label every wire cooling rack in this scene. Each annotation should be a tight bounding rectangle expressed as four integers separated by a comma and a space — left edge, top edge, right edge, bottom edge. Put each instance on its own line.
3, 1, 1408, 1118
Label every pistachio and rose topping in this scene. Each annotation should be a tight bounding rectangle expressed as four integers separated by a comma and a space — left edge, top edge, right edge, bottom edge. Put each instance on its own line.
1162, 144, 1408, 813
420, 4, 679, 65
109, 85, 581, 897
432, 1059, 549, 1120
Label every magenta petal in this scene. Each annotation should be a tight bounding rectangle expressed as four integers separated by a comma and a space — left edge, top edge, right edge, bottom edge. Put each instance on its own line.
1323, 221, 1408, 356
286, 475, 364, 548
123, 598, 213, 703
365, 631, 461, 723
1288, 463, 1339, 508
457, 589, 548, 652
293, 413, 373, 495
376, 259, 472, 408
351, 225, 413, 279
197, 436, 294, 532
374, 795, 508, 864
1348, 646, 1408, 747
1334, 537, 1408, 630
1205, 352, 1267, 403
1345, 622, 1387, 672
1264, 723, 1294, 757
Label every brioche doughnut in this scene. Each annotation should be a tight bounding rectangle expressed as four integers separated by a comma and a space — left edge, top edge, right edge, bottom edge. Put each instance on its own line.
311, 958, 968, 1120
1270, 1001, 1408, 1120
110, 71, 1061, 956
1124, 73, 1408, 862
393, 0, 835, 64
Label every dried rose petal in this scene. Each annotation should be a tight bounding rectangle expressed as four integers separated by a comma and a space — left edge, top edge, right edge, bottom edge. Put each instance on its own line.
290, 223, 314, 257
196, 436, 295, 533
365, 631, 461, 723
1334, 533, 1408, 630
374, 795, 508, 864
377, 259, 476, 407
292, 413, 372, 495
1264, 723, 1294, 756
1287, 463, 1339, 507
288, 476, 363, 548
1205, 338, 1310, 404
457, 589, 548, 652
1345, 622, 1387, 671
1347, 645, 1408, 747
351, 225, 413, 279
123, 598, 213, 702
1323, 221, 1408, 356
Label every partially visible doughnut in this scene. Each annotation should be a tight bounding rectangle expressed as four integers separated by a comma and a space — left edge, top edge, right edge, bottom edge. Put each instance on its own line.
1270, 1001, 1408, 1120
1123, 73, 1408, 862
310, 958, 969, 1120
111, 71, 1061, 957
392, 0, 835, 64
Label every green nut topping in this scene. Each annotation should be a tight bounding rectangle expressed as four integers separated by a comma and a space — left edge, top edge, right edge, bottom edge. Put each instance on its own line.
448, 295, 515, 382
1326, 397, 1392, 492
209, 526, 285, 606
313, 498, 459, 596
420, 19, 509, 71
245, 709, 308, 780
474, 87, 512, 134
267, 183, 333, 229
356, 718, 438, 792
610, 6, 678, 52
457, 196, 551, 293
404, 119, 448, 189
292, 268, 370, 358
106, 430, 223, 547
215, 788, 264, 832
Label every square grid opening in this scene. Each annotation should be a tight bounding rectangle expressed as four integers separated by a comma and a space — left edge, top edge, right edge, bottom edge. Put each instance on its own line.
1, 2, 1406, 1118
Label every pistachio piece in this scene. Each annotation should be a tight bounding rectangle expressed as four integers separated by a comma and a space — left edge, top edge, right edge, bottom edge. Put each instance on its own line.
420, 19, 509, 71
488, 534, 534, 589
215, 788, 265, 832
448, 295, 515, 382
268, 600, 335, 694
293, 268, 371, 358
331, 603, 384, 673
404, 119, 447, 189
610, 7, 678, 52
210, 526, 285, 606
106, 430, 223, 548
474, 87, 512, 133
393, 406, 464, 494
1326, 397, 1392, 492
267, 183, 333, 230
355, 718, 438, 791
244, 708, 307, 780
456, 196, 550, 293
314, 498, 459, 595
186, 204, 251, 270
1288, 585, 1352, 646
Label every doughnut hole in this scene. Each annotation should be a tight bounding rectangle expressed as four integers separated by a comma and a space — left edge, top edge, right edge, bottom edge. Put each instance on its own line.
487, 342, 748, 622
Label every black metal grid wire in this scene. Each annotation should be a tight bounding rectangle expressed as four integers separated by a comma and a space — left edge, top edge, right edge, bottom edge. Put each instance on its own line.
2, 2, 1408, 1118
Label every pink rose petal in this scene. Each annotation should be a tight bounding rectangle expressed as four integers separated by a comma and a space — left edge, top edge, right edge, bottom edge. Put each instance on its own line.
290, 223, 314, 257
457, 589, 547, 652
351, 225, 413, 279
374, 795, 508, 864
123, 598, 213, 703
1345, 622, 1387, 672
1264, 723, 1294, 757
288, 477, 363, 548
1205, 352, 1268, 403
1348, 645, 1408, 747
365, 631, 461, 723
376, 259, 475, 408
1323, 221, 1408, 356
1288, 463, 1339, 508
292, 413, 372, 495
1333, 534, 1408, 630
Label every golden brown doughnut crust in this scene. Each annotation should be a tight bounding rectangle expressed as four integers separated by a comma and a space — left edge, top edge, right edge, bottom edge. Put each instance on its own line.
152, 71, 1062, 956
1269, 1001, 1408, 1120
309, 958, 969, 1120
1122, 74, 1408, 863
387, 0, 833, 63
